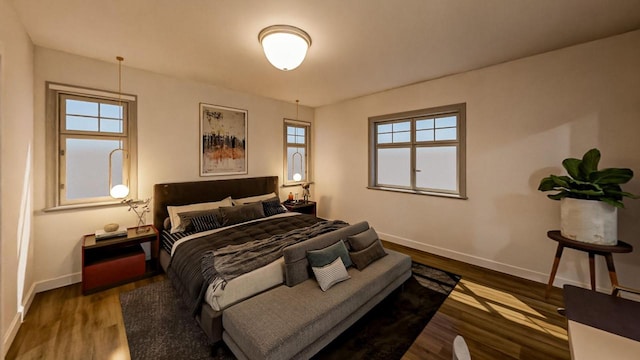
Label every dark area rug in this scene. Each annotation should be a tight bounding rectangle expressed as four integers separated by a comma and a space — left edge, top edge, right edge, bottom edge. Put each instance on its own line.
120, 262, 460, 360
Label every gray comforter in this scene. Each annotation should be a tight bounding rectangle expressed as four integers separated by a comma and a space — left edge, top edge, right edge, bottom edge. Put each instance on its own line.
202, 220, 348, 293
167, 215, 336, 316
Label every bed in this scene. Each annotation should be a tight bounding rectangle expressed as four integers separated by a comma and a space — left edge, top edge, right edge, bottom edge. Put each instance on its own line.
152, 176, 338, 344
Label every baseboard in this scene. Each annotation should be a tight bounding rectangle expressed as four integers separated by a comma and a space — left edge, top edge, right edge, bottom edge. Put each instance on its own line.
34, 272, 82, 294
3, 313, 21, 358
380, 232, 591, 290
21, 283, 37, 321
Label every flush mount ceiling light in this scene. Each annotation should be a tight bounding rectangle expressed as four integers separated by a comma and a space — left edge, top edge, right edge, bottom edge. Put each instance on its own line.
258, 25, 312, 71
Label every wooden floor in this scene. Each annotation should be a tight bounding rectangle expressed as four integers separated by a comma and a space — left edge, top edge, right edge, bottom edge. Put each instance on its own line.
7, 243, 569, 360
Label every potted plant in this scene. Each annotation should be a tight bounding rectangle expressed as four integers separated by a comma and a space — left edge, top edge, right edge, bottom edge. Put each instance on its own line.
538, 148, 638, 245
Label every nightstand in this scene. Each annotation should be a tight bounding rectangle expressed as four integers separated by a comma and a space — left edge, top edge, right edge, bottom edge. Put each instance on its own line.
82, 225, 159, 294
283, 200, 317, 216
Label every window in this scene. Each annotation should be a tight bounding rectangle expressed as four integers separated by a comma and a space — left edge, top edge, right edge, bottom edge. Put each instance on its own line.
284, 119, 311, 185
45, 83, 138, 208
369, 103, 466, 198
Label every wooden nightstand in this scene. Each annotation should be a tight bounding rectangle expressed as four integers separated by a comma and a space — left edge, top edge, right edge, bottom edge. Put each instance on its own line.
283, 200, 317, 216
82, 225, 159, 294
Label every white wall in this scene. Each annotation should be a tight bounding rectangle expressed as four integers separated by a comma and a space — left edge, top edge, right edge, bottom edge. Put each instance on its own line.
315, 30, 640, 291
32, 47, 313, 291
0, 0, 35, 355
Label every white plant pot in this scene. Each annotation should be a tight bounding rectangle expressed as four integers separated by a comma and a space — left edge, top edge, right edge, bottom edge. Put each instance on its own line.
560, 198, 618, 245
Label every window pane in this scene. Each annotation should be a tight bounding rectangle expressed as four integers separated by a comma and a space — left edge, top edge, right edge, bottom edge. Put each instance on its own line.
416, 129, 434, 142
65, 138, 122, 200
378, 133, 392, 144
393, 121, 410, 132
377, 148, 410, 187
100, 119, 124, 133
287, 126, 296, 135
66, 115, 99, 131
295, 135, 305, 144
287, 146, 306, 181
435, 128, 457, 141
416, 119, 434, 130
287, 135, 296, 143
100, 103, 122, 119
296, 127, 305, 137
393, 131, 411, 143
377, 123, 392, 133
415, 146, 457, 191
436, 116, 457, 128
66, 99, 98, 117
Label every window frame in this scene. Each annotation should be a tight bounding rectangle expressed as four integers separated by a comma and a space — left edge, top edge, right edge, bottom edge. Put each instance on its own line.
283, 119, 311, 186
45, 82, 138, 210
368, 103, 467, 199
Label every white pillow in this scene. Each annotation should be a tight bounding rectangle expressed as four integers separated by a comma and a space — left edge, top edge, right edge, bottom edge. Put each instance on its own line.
167, 197, 233, 233
231, 192, 277, 205
311, 257, 350, 292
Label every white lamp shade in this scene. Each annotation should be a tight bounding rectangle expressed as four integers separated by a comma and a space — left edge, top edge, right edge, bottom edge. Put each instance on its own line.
293, 173, 303, 182
110, 184, 130, 199
259, 25, 311, 71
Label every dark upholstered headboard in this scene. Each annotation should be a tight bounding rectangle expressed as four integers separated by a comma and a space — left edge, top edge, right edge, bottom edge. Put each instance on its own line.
153, 176, 279, 231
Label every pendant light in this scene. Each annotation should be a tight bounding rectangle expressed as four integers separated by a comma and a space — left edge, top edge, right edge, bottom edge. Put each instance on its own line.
109, 56, 130, 199
292, 100, 303, 182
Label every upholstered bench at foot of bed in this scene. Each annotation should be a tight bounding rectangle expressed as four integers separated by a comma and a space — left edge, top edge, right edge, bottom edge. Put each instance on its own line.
222, 249, 412, 360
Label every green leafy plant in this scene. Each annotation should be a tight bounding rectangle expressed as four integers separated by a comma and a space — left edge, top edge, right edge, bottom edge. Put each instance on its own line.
538, 148, 638, 208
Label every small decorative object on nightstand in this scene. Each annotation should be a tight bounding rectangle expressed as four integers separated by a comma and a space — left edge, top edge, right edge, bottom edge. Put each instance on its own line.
283, 200, 317, 216
82, 225, 159, 294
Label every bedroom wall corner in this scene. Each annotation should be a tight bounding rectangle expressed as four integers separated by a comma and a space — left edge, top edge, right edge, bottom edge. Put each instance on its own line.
313, 30, 640, 291
0, 0, 36, 355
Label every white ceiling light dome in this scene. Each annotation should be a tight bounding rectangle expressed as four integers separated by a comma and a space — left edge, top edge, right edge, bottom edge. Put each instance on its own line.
258, 25, 312, 71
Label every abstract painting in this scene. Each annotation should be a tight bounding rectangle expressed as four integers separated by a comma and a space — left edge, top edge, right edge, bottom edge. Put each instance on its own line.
200, 103, 247, 176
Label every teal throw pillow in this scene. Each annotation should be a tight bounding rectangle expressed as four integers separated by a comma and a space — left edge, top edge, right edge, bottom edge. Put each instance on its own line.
307, 240, 353, 268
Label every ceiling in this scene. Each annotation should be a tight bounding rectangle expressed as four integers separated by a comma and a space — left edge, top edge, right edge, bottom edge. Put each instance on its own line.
11, 0, 640, 107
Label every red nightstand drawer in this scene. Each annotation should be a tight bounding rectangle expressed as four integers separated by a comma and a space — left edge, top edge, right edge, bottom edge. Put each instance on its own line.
83, 246, 145, 292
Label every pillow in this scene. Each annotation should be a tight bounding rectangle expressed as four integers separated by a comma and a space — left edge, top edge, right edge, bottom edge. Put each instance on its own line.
191, 213, 222, 233
163, 217, 172, 231
347, 227, 379, 251
349, 239, 387, 270
307, 240, 353, 268
219, 202, 266, 226
232, 192, 278, 205
177, 209, 222, 232
262, 197, 287, 217
167, 197, 233, 233
311, 257, 350, 292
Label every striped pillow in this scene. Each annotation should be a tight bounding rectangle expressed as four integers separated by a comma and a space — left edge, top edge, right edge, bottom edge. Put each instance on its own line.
262, 197, 287, 217
311, 257, 350, 291
191, 213, 221, 233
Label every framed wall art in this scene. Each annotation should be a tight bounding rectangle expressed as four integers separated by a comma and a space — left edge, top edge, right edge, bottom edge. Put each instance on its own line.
199, 103, 248, 176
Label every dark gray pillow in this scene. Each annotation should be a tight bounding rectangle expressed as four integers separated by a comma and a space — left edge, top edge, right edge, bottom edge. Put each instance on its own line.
163, 217, 172, 231
262, 197, 287, 217
177, 209, 222, 232
219, 202, 265, 226
191, 213, 221, 233
307, 240, 353, 268
349, 239, 387, 270
347, 228, 379, 251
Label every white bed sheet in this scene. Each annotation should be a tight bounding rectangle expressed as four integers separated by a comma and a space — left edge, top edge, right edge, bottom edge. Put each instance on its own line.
170, 211, 301, 311
204, 257, 285, 311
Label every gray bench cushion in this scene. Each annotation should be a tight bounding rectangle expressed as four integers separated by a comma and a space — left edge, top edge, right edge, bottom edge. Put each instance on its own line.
223, 249, 411, 360
283, 221, 370, 286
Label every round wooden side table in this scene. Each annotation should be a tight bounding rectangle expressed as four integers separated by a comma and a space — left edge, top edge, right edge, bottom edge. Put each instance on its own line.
545, 230, 633, 298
